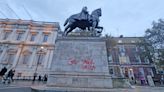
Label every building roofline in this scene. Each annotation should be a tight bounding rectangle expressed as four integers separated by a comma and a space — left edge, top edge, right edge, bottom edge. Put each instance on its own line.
0, 18, 60, 29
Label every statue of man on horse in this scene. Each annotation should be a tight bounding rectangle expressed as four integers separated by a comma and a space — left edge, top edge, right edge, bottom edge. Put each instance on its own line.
63, 6, 103, 36
78, 6, 89, 21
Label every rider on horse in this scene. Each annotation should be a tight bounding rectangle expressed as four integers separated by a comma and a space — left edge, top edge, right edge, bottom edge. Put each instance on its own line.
78, 6, 89, 21
63, 7, 103, 36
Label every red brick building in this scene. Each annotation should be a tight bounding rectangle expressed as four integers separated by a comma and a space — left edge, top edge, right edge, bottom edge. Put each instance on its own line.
106, 37, 155, 84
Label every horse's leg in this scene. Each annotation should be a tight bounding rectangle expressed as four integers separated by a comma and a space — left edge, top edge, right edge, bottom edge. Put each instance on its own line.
66, 26, 76, 36
64, 18, 69, 26
64, 25, 70, 32
64, 25, 70, 36
91, 21, 98, 32
96, 26, 103, 30
96, 26, 103, 33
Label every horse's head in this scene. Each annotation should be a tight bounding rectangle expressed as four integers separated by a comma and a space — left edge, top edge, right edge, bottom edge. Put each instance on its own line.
91, 8, 102, 17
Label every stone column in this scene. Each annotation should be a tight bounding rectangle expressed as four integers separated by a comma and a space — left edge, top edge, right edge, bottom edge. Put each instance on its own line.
43, 50, 50, 68
0, 48, 7, 63
52, 31, 57, 44
37, 31, 42, 44
23, 29, 29, 41
0, 29, 4, 40
29, 48, 37, 68
0, 24, 6, 40
119, 67, 124, 77
12, 45, 22, 67
47, 50, 54, 69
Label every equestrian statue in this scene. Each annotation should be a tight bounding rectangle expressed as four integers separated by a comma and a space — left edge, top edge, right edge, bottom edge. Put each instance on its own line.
63, 6, 103, 36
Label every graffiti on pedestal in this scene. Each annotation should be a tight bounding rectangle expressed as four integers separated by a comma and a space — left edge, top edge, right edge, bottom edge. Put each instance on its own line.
68, 58, 78, 65
81, 59, 95, 70
68, 58, 96, 70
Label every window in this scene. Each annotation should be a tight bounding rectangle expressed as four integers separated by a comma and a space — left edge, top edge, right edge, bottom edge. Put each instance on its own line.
7, 54, 14, 64
119, 45, 125, 52
43, 34, 48, 42
135, 47, 138, 52
119, 56, 130, 64
135, 55, 139, 62
118, 40, 122, 43
108, 55, 113, 63
131, 40, 135, 43
23, 54, 30, 64
3, 31, 11, 40
6, 24, 17, 28
119, 45, 125, 56
30, 34, 36, 41
144, 58, 149, 63
109, 68, 114, 75
17, 33, 23, 40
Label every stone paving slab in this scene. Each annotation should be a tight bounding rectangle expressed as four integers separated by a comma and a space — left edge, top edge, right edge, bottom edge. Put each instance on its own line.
32, 86, 164, 92
0, 80, 164, 92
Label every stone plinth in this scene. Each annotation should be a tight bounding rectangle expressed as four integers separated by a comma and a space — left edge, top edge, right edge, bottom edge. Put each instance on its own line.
47, 37, 113, 89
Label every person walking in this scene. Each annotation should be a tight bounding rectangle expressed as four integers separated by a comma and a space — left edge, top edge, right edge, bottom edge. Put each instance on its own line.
11, 70, 15, 82
0, 67, 7, 76
7, 69, 13, 83
161, 75, 164, 85
43, 74, 48, 81
32, 73, 37, 82
38, 75, 42, 81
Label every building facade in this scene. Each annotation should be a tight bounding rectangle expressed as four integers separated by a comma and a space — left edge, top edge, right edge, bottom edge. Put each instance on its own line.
0, 19, 60, 78
107, 37, 155, 84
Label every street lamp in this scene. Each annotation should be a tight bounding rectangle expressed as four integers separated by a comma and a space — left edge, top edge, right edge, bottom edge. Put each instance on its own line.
33, 46, 44, 82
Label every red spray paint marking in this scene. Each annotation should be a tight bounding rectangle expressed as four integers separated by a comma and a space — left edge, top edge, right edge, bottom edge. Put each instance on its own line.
68, 58, 78, 65
81, 59, 96, 70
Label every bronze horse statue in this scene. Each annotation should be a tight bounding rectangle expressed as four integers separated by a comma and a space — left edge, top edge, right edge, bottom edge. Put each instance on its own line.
63, 8, 103, 36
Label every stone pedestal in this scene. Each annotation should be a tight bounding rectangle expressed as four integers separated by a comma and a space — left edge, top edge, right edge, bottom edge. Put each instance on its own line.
47, 37, 113, 89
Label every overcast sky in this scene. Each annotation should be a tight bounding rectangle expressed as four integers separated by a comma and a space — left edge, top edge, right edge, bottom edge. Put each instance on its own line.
0, 0, 164, 37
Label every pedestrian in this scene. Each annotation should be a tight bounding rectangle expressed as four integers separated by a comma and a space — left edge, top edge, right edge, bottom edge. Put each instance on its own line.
38, 75, 42, 81
11, 70, 15, 82
32, 73, 37, 82
0, 67, 7, 76
161, 75, 164, 85
7, 69, 13, 83
43, 74, 48, 81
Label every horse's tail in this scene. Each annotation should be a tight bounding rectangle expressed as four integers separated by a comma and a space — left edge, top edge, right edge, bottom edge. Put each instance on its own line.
64, 18, 69, 26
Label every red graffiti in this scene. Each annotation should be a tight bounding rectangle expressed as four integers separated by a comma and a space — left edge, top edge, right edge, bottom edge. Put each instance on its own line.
81, 65, 95, 70
68, 58, 78, 65
67, 58, 96, 70
83, 59, 94, 65
81, 59, 96, 70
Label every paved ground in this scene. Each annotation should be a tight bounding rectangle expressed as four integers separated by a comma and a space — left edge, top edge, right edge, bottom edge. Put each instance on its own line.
0, 80, 46, 87
0, 80, 164, 92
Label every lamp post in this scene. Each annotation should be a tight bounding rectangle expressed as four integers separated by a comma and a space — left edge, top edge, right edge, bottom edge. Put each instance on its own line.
33, 46, 44, 82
